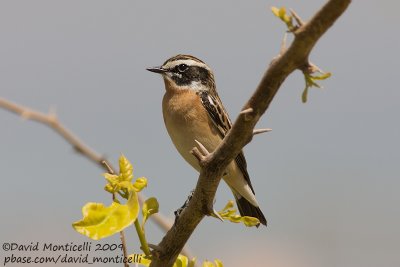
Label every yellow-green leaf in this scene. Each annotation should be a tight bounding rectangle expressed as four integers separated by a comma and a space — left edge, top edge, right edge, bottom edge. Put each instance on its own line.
119, 181, 134, 192
214, 201, 261, 227
312, 72, 332, 80
104, 173, 119, 185
283, 14, 292, 26
242, 216, 261, 227
202, 261, 215, 267
142, 197, 159, 227
308, 77, 321, 88
302, 71, 331, 103
119, 154, 133, 182
302, 86, 309, 103
221, 200, 234, 212
271, 6, 294, 31
133, 177, 148, 192
278, 7, 286, 18
174, 254, 189, 267
104, 184, 114, 194
271, 6, 280, 17
214, 259, 223, 267
188, 257, 197, 267
228, 214, 242, 223
128, 254, 151, 266
72, 191, 139, 240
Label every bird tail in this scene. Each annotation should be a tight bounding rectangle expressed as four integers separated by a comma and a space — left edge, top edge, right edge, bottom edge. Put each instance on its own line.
235, 195, 267, 227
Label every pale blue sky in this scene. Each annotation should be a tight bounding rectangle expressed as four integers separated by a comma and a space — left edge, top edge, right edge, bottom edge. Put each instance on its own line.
1, 1, 399, 267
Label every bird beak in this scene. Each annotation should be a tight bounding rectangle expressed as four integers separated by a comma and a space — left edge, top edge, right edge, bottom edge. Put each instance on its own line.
146, 66, 167, 74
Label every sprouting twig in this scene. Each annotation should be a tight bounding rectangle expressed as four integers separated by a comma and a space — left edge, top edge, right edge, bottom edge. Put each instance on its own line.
102, 160, 115, 174
0, 97, 194, 262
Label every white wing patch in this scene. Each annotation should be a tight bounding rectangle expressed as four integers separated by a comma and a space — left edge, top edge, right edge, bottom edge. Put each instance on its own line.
207, 95, 215, 106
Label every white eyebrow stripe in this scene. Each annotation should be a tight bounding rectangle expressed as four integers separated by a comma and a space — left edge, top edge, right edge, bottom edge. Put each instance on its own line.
163, 59, 210, 71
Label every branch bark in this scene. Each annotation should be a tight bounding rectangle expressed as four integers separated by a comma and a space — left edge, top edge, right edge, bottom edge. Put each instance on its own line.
149, 0, 351, 266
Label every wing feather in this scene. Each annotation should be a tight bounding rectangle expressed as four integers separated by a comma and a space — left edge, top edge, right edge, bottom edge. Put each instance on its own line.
198, 91, 255, 193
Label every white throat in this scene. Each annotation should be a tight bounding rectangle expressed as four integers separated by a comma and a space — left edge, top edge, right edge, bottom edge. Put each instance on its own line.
164, 76, 208, 92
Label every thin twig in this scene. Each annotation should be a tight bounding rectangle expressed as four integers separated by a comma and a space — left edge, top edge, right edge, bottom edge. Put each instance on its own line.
102, 160, 115, 174
119, 230, 130, 267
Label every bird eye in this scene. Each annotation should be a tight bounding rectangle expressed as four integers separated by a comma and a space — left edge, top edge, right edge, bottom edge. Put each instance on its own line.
177, 64, 188, 73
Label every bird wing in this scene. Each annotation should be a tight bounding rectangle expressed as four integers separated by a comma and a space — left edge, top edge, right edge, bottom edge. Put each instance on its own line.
198, 91, 255, 194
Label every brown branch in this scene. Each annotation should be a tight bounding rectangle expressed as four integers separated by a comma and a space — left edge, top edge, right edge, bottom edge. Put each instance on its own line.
0, 98, 133, 267
149, 0, 351, 266
0, 98, 104, 164
0, 97, 194, 262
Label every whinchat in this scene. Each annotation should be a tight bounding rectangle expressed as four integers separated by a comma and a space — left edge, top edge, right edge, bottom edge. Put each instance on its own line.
147, 54, 267, 226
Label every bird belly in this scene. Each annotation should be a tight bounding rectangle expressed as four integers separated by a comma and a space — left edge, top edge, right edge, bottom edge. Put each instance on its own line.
163, 110, 218, 171
162, 91, 259, 207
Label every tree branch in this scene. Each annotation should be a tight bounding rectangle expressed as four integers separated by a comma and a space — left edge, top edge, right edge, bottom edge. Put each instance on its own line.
0, 97, 195, 261
149, 0, 351, 266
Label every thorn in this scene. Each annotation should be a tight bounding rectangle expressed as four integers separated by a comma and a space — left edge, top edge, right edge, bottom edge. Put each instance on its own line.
239, 107, 253, 115
309, 62, 324, 74
307, 62, 319, 73
194, 139, 209, 156
253, 128, 272, 135
190, 147, 205, 165
212, 209, 224, 222
148, 243, 162, 250
290, 9, 305, 26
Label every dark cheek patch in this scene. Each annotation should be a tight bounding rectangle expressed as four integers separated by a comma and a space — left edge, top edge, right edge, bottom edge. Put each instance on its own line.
172, 66, 210, 87
197, 67, 210, 85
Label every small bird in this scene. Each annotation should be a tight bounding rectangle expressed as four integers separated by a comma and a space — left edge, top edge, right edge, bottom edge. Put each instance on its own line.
147, 54, 266, 226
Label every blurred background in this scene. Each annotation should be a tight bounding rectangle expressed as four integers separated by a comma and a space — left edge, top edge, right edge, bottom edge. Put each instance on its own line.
1, 1, 399, 266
